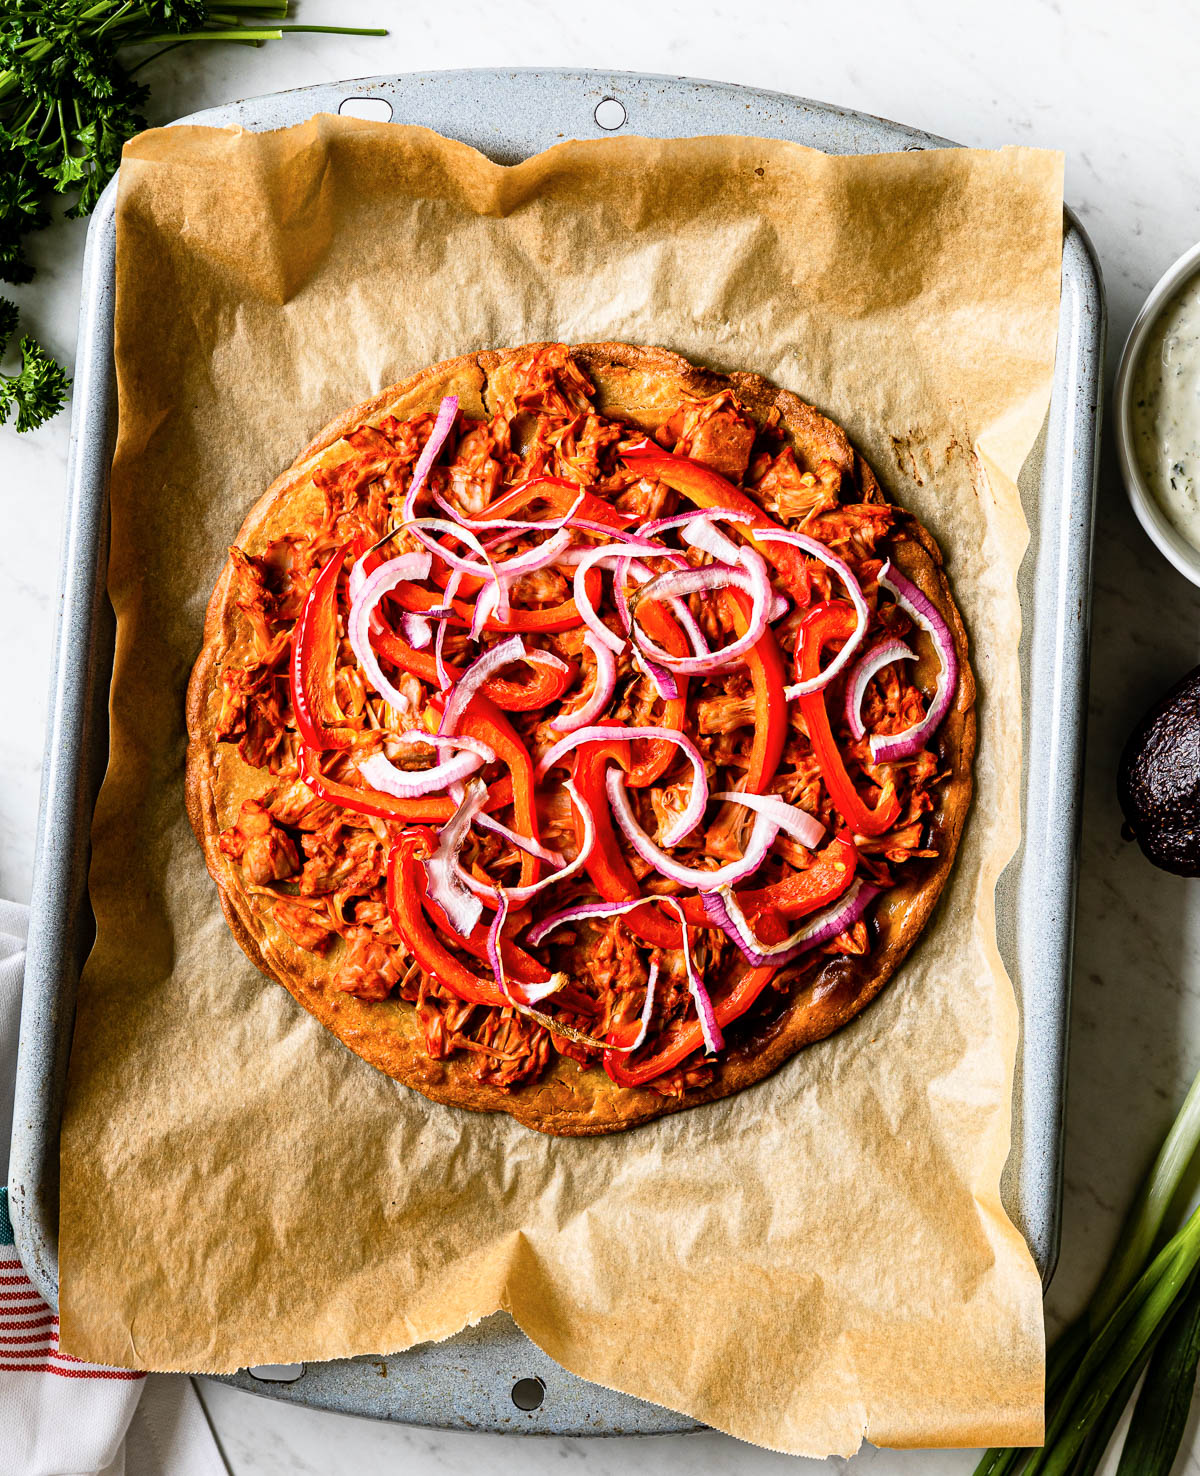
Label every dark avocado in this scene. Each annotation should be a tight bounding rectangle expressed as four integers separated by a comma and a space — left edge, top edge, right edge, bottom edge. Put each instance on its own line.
1119, 666, 1200, 876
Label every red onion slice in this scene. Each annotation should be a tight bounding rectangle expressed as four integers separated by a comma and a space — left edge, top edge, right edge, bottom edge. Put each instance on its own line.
526, 894, 720, 1054
474, 814, 563, 867
871, 560, 959, 762
357, 734, 494, 800
551, 633, 618, 733
439, 634, 526, 736
346, 550, 433, 715
755, 529, 869, 697
711, 791, 826, 849
459, 777, 596, 906
426, 778, 490, 937
401, 612, 434, 650
704, 879, 880, 967
432, 485, 587, 532
630, 548, 771, 675
434, 570, 464, 691
629, 957, 661, 1051
631, 647, 679, 703
526, 895, 652, 945
637, 506, 756, 541
605, 768, 777, 889
537, 724, 708, 846
843, 638, 917, 742
401, 395, 459, 517
570, 540, 675, 656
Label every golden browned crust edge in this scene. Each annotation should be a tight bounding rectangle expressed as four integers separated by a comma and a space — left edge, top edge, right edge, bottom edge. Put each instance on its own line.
185, 343, 976, 1135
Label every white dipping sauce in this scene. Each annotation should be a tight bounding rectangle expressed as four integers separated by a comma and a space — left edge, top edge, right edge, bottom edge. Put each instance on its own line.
1133, 270, 1200, 544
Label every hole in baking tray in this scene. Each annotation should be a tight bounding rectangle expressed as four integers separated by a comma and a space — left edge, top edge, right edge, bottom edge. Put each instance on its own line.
511, 1376, 546, 1410
339, 97, 393, 123
594, 97, 627, 131
247, 1363, 305, 1383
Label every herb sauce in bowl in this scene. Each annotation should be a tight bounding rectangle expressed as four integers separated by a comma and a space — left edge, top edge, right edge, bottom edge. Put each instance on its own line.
1132, 272, 1200, 545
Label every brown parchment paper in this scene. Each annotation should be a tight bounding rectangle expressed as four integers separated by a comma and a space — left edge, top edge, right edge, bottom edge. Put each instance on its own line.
58, 117, 1063, 1456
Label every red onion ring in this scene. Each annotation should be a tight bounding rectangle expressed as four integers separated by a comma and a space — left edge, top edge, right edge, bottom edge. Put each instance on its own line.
605, 768, 778, 889
525, 894, 721, 1054
871, 560, 958, 762
459, 777, 596, 906
703, 879, 880, 967
357, 733, 495, 800
401, 612, 434, 650
536, 724, 708, 846
711, 791, 826, 849
400, 395, 458, 514
629, 957, 661, 1051
629, 548, 771, 675
438, 635, 527, 736
843, 639, 917, 742
551, 633, 618, 733
434, 570, 464, 692
754, 529, 869, 698
474, 813, 564, 867
431, 485, 587, 532
426, 778, 490, 937
570, 540, 676, 655
346, 550, 433, 715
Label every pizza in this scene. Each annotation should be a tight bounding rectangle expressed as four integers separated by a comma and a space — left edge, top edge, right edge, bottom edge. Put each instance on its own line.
186, 342, 975, 1135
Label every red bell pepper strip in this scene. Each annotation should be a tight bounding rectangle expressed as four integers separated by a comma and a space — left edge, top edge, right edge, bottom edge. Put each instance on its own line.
675, 833, 858, 927
722, 586, 786, 795
797, 601, 901, 837
566, 727, 684, 949
290, 545, 352, 751
601, 909, 790, 1087
419, 889, 593, 1013
298, 744, 456, 823
386, 831, 512, 1008
370, 623, 575, 711
390, 568, 604, 634
620, 440, 812, 602
625, 598, 691, 788
428, 693, 542, 893
476, 475, 637, 531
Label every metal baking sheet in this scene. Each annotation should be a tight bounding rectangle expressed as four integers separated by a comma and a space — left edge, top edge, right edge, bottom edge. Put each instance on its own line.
9, 68, 1104, 1436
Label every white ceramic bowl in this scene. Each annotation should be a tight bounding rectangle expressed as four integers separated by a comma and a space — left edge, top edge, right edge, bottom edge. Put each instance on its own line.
1114, 240, 1200, 586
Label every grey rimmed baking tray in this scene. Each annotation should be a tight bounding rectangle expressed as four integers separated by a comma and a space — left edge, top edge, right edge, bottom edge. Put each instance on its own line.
9, 68, 1104, 1436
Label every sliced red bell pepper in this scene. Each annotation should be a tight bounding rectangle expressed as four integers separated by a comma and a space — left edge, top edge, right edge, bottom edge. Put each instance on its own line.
625, 598, 690, 788
419, 890, 593, 1012
722, 586, 786, 794
621, 440, 812, 603
299, 745, 456, 823
476, 475, 637, 532
601, 908, 791, 1087
370, 623, 575, 711
391, 568, 604, 634
428, 692, 542, 893
797, 601, 901, 837
566, 726, 684, 949
386, 831, 511, 1008
675, 833, 858, 927
289, 545, 352, 751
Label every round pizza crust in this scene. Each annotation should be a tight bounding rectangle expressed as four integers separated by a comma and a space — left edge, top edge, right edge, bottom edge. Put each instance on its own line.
185, 342, 977, 1135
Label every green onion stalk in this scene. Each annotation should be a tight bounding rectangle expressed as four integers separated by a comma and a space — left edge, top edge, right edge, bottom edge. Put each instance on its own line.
974, 1067, 1200, 1475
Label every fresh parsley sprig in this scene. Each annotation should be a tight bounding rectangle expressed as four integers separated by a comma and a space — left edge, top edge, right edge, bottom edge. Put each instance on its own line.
0, 1, 386, 431
0, 295, 68, 431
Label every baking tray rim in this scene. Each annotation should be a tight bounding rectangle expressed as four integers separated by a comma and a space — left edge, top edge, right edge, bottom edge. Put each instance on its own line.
8, 66, 1103, 1436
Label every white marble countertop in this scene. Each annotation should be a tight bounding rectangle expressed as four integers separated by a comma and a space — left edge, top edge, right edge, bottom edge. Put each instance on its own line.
5, 1, 1200, 1471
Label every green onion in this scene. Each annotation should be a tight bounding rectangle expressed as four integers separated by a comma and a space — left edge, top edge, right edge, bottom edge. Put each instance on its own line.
973, 1063, 1200, 1475
1115, 1270, 1200, 1474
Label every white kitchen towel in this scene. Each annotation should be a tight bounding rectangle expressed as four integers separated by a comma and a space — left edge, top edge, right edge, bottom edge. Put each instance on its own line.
1, 901, 229, 1476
